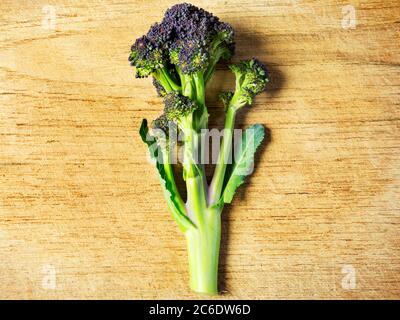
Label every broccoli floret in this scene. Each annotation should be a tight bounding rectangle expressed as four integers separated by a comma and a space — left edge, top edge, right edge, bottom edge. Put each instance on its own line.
227, 59, 269, 109
151, 113, 170, 136
164, 92, 198, 132
219, 91, 234, 110
151, 113, 178, 153
152, 77, 167, 97
129, 36, 165, 78
129, 3, 234, 105
162, 3, 233, 75
129, 35, 179, 91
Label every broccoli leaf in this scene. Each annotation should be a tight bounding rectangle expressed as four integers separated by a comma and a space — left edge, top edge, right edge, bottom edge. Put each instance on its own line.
139, 118, 164, 178
139, 119, 195, 231
220, 124, 265, 204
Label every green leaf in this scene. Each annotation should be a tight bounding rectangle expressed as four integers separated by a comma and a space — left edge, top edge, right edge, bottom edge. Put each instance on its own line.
139, 119, 195, 231
221, 124, 265, 204
139, 118, 164, 176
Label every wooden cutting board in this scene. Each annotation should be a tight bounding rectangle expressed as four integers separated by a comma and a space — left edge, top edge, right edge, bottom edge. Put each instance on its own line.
0, 0, 399, 299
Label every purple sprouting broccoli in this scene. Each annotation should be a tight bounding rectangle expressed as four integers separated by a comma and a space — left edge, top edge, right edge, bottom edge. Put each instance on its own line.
131, 3, 269, 295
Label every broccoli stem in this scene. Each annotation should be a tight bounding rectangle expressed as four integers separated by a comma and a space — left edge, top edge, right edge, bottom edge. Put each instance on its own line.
183, 128, 207, 225
204, 54, 221, 84
193, 72, 205, 106
154, 67, 181, 92
209, 107, 236, 204
185, 207, 221, 294
180, 73, 195, 99
177, 72, 208, 224
161, 67, 181, 92
193, 72, 209, 130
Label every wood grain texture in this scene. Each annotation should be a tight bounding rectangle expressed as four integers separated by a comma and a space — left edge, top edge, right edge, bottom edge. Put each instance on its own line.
0, 0, 399, 299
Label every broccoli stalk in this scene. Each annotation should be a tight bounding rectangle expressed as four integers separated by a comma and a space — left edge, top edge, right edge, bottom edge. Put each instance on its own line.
209, 59, 269, 204
131, 3, 268, 295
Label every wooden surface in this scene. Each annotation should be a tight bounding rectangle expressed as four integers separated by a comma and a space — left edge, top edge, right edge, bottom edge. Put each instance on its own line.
0, 0, 399, 299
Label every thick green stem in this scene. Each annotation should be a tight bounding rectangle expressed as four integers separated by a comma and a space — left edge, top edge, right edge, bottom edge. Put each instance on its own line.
183, 128, 207, 225
181, 73, 195, 99
193, 72, 205, 106
193, 72, 208, 130
178, 72, 208, 223
209, 107, 236, 204
185, 207, 221, 294
175, 69, 220, 294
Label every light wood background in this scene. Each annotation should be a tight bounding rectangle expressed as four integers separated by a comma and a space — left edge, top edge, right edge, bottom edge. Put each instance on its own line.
0, 0, 399, 299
